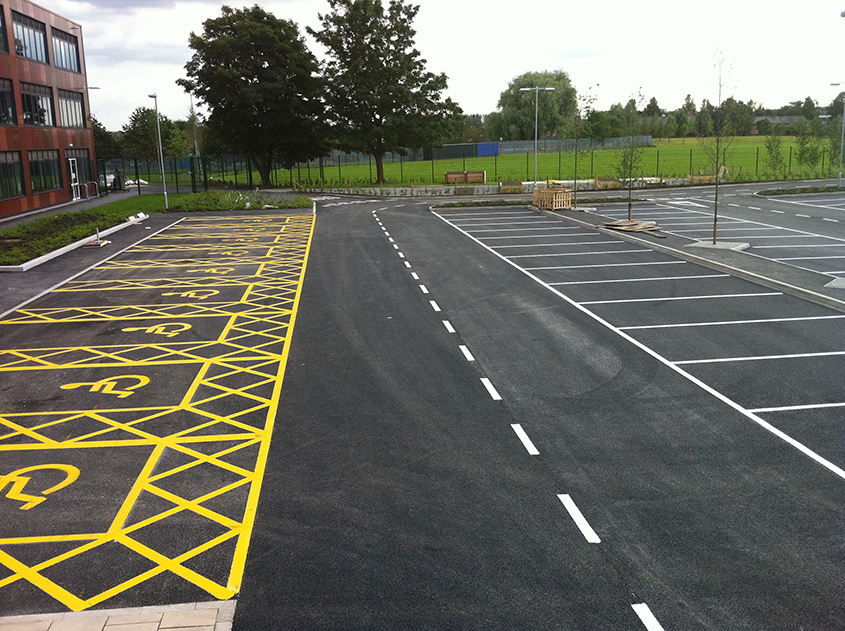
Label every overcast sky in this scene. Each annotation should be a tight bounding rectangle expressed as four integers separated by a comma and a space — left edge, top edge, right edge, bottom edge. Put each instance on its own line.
50, 0, 845, 131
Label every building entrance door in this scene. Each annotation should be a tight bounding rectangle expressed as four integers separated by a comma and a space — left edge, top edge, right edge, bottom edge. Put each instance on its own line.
67, 158, 80, 200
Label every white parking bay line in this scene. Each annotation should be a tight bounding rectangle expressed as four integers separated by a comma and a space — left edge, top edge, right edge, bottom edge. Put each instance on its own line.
675, 350, 845, 365
580, 292, 781, 306
459, 345, 475, 361
620, 314, 845, 331
510, 423, 539, 454
557, 494, 601, 543
508, 249, 650, 259
481, 377, 503, 400
551, 274, 728, 286
632, 604, 666, 631
750, 401, 845, 413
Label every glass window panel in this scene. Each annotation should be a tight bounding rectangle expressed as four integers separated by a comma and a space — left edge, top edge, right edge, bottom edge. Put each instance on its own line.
28, 149, 61, 192
12, 11, 47, 63
58, 89, 83, 128
0, 151, 23, 199
0, 78, 14, 124
52, 29, 79, 71
0, 8, 8, 54
21, 82, 54, 126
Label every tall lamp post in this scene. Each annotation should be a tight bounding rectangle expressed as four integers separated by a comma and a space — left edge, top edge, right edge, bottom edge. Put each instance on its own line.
148, 93, 168, 210
832, 82, 845, 188
519, 86, 555, 188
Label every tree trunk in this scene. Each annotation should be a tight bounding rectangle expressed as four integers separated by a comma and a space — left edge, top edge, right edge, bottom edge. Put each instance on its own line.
251, 152, 273, 188
374, 152, 386, 184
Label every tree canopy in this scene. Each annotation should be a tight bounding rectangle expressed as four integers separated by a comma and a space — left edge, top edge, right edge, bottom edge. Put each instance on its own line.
485, 70, 577, 141
178, 5, 326, 186
308, 0, 461, 183
121, 107, 187, 157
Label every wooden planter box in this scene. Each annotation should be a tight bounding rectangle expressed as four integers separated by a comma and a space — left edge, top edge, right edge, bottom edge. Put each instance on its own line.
533, 188, 573, 210
445, 170, 487, 184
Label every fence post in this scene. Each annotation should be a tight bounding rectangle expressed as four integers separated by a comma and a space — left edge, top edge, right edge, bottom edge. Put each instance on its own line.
430, 158, 434, 184
756, 147, 759, 178
494, 154, 497, 180
173, 156, 179, 194
134, 157, 141, 195
656, 150, 660, 177
789, 147, 792, 175
526, 153, 529, 181
247, 156, 253, 188
822, 147, 826, 175
689, 148, 693, 175
590, 151, 594, 178
558, 151, 561, 179
338, 154, 342, 183
369, 155, 373, 184
400, 154, 404, 183
202, 156, 209, 191
234, 158, 239, 188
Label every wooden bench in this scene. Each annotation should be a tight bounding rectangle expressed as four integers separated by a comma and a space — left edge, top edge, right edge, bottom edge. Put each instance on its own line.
445, 171, 486, 185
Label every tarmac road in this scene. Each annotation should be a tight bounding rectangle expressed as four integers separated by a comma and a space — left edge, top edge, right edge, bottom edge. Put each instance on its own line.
233, 197, 845, 630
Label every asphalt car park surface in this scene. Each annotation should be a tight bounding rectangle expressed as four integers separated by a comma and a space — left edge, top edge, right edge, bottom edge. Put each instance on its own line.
1, 192, 844, 630
234, 196, 844, 630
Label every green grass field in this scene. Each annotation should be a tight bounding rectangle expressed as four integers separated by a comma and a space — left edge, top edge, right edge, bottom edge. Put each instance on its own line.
276, 136, 835, 187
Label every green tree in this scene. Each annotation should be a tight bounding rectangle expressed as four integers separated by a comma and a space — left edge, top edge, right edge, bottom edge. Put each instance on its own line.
763, 133, 785, 179
179, 5, 326, 186
723, 98, 754, 136
756, 117, 773, 136
121, 107, 187, 157
583, 110, 624, 140
614, 93, 645, 220
91, 116, 123, 159
695, 100, 713, 136
801, 96, 817, 120
488, 70, 576, 140
795, 120, 823, 177
309, 0, 461, 184
643, 96, 661, 117
683, 94, 696, 113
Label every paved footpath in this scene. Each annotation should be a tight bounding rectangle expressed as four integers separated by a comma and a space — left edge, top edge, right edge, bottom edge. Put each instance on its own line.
0, 209, 314, 628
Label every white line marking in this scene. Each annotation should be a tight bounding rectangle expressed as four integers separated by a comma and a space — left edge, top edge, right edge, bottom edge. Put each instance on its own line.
729, 203, 740, 207
580, 292, 780, 305
777, 255, 845, 260
493, 240, 617, 249
429, 300, 441, 311
433, 210, 845, 482
392, 244, 399, 249
632, 604, 666, 631
459, 345, 475, 361
557, 494, 601, 543
459, 221, 551, 228
751, 402, 845, 413
508, 249, 650, 259
478, 232, 583, 240
749, 206, 761, 210
443, 320, 456, 333
419, 284, 429, 294
510, 424, 539, 454
398, 252, 405, 258
754, 244, 845, 249
411, 272, 420, 280
404, 261, 412, 268
394, 204, 405, 208
796, 213, 810, 218
481, 377, 503, 400
451, 214, 532, 221
676, 350, 845, 365
772, 209, 785, 213
551, 274, 728, 286
388, 238, 395, 243
823, 218, 839, 222
472, 226, 584, 233
525, 261, 686, 271
621, 314, 845, 330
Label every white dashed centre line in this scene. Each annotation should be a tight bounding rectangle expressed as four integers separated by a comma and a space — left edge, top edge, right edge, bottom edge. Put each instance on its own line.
748, 206, 761, 210
557, 494, 601, 543
458, 345, 475, 361
411, 272, 420, 280
823, 218, 839, 222
796, 213, 810, 218
398, 252, 405, 258
404, 261, 412, 268
419, 284, 429, 294
510, 423, 539, 455
429, 300, 441, 311
442, 320, 456, 333
480, 377, 502, 400
632, 604, 666, 631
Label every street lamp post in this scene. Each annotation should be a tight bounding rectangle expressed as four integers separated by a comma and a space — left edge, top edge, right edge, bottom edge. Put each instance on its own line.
148, 93, 168, 209
832, 83, 845, 188
519, 86, 555, 188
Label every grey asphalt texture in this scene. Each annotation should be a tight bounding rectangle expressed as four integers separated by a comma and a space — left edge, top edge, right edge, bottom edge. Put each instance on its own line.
1, 184, 843, 628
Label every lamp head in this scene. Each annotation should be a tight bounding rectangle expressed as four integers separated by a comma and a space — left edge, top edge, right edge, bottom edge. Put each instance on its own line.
148, 93, 156, 99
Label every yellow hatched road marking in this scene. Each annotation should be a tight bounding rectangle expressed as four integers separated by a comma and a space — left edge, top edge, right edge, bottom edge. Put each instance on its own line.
0, 213, 315, 611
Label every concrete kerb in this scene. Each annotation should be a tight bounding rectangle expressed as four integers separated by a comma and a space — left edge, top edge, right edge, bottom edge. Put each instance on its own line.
529, 206, 845, 314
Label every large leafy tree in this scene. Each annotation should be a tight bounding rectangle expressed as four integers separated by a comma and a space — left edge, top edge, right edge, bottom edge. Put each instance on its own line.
309, 0, 461, 184
91, 116, 123, 160
486, 70, 577, 141
179, 5, 326, 186
121, 107, 188, 157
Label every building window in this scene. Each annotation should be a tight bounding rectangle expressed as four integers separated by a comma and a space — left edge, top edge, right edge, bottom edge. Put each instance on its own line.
20, 82, 54, 126
28, 149, 62, 192
0, 78, 14, 125
65, 148, 92, 183
0, 7, 9, 54
58, 89, 84, 128
12, 11, 47, 63
52, 28, 79, 71
0, 151, 23, 199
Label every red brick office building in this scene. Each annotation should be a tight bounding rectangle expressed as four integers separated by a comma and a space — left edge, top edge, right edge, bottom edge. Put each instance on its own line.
0, 0, 95, 218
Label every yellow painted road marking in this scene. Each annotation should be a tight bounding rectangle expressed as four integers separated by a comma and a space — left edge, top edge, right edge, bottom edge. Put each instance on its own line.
0, 214, 315, 611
